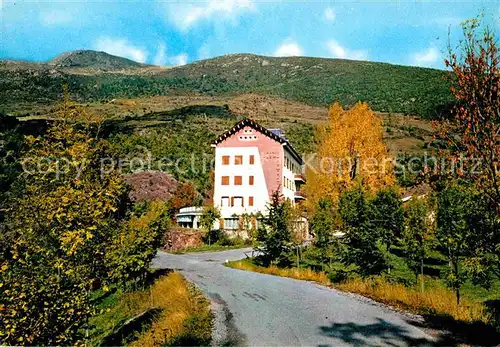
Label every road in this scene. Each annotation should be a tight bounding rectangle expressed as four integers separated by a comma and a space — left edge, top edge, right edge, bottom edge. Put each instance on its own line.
153, 248, 436, 346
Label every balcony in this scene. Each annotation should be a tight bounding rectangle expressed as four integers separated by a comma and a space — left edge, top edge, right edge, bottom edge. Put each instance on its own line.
294, 191, 306, 200
294, 173, 306, 183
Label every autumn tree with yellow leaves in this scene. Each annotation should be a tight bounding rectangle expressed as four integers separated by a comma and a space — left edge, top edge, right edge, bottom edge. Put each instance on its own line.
305, 102, 394, 211
0, 96, 167, 345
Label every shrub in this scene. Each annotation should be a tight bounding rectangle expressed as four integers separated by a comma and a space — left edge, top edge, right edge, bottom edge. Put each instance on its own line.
0, 102, 131, 345
202, 229, 230, 245
327, 263, 359, 283
106, 201, 169, 289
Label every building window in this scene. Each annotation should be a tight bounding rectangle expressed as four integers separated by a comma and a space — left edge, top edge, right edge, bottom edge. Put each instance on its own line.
234, 176, 242, 185
222, 155, 230, 165
234, 155, 243, 165
221, 196, 230, 207
249, 155, 255, 165
233, 196, 244, 207
221, 176, 230, 185
224, 218, 238, 230
249, 176, 254, 185
249, 196, 254, 206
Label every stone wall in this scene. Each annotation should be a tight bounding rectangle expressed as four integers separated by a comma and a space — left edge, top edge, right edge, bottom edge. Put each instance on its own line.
163, 228, 204, 252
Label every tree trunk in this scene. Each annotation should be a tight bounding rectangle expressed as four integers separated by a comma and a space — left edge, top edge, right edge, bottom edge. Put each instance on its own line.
420, 257, 424, 293
450, 258, 460, 305
296, 247, 300, 269
386, 241, 391, 274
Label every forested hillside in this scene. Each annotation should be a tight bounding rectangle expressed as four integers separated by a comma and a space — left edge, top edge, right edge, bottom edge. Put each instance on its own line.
0, 51, 453, 118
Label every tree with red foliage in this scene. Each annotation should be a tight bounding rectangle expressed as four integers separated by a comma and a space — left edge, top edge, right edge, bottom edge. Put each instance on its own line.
433, 17, 500, 288
438, 18, 500, 211
167, 182, 199, 217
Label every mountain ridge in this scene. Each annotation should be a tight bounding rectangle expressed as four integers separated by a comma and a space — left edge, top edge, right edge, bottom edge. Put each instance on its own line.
0, 50, 454, 118
1, 50, 446, 71
48, 50, 145, 69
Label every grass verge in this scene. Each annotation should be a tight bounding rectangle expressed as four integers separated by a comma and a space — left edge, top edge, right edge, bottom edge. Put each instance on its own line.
227, 258, 329, 284
336, 277, 487, 323
173, 244, 249, 254
89, 272, 212, 346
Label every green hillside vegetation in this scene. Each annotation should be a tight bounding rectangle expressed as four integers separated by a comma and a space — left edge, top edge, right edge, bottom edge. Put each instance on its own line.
49, 50, 145, 69
0, 51, 454, 118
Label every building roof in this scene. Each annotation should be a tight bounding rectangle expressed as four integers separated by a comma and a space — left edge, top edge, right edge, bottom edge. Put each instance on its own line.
211, 118, 304, 164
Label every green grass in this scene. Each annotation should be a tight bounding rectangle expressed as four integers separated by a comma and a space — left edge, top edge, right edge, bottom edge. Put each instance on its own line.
173, 243, 249, 254
386, 246, 500, 304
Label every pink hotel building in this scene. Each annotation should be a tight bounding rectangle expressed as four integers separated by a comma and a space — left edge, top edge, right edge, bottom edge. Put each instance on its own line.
211, 118, 305, 230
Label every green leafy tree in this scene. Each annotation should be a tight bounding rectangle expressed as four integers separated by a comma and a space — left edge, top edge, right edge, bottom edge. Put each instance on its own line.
436, 184, 473, 305
310, 198, 338, 270
0, 101, 128, 345
401, 198, 434, 292
106, 200, 169, 290
200, 205, 221, 245
338, 187, 386, 276
256, 191, 293, 266
371, 188, 404, 252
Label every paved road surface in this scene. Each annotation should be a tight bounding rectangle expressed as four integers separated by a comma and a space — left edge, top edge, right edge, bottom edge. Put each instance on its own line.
153, 248, 435, 346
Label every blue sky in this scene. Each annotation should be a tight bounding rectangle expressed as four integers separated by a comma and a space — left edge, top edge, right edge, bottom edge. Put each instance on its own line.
2, 0, 499, 69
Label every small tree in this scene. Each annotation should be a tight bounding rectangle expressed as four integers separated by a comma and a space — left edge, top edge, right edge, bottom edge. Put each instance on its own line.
436, 185, 471, 305
106, 200, 169, 290
442, 18, 500, 212
256, 191, 293, 266
199, 206, 220, 245
401, 198, 434, 292
338, 187, 386, 276
371, 188, 404, 253
167, 182, 198, 217
311, 198, 338, 270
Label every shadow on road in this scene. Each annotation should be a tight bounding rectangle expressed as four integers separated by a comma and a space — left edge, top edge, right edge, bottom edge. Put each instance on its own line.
318, 317, 439, 347
319, 315, 500, 346
410, 312, 500, 347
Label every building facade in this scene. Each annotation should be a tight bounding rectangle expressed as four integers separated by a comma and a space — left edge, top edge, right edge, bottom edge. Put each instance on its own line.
176, 206, 204, 229
211, 118, 305, 230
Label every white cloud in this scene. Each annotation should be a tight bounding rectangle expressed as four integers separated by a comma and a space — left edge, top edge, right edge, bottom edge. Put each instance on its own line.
151, 43, 188, 66
40, 9, 72, 26
198, 43, 211, 60
163, 0, 254, 31
411, 47, 440, 67
93, 37, 148, 63
171, 53, 188, 66
324, 7, 336, 22
153, 43, 167, 66
325, 40, 368, 60
274, 41, 303, 57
